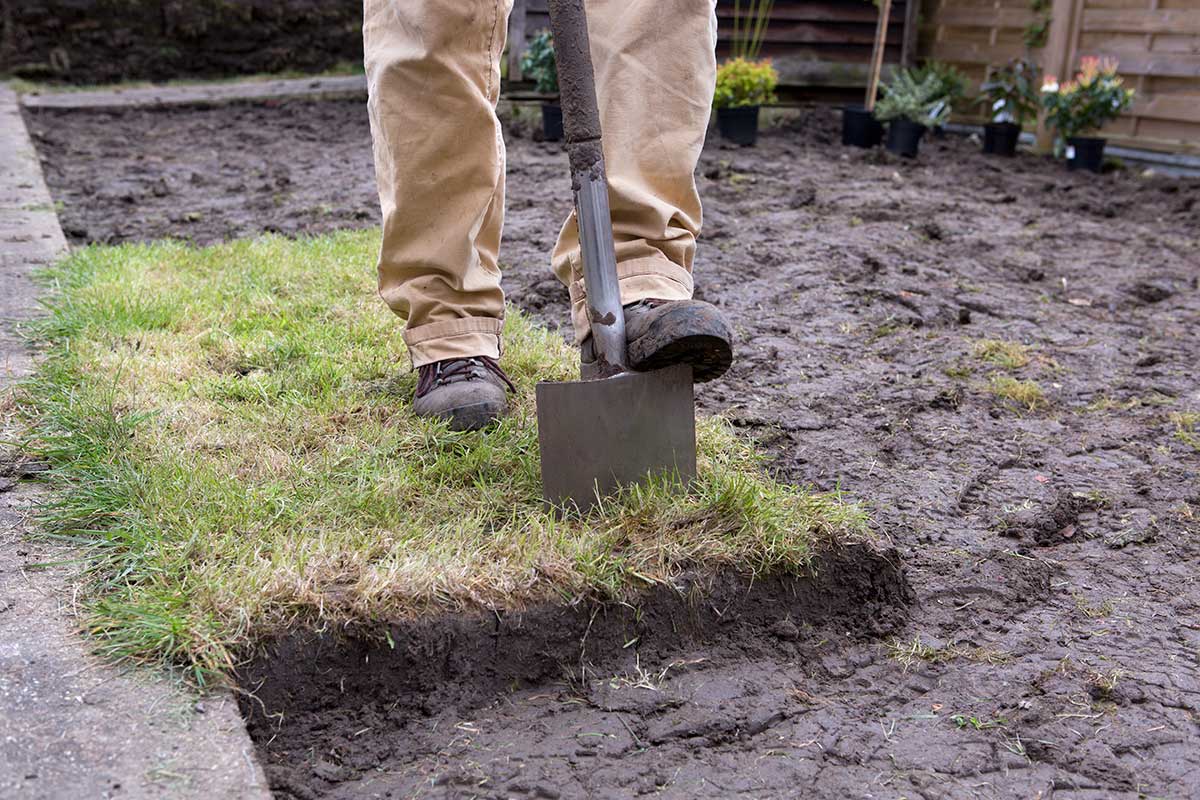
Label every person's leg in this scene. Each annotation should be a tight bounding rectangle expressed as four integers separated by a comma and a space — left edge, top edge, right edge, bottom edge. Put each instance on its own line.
551, 0, 722, 352
365, 0, 512, 369
365, 0, 516, 430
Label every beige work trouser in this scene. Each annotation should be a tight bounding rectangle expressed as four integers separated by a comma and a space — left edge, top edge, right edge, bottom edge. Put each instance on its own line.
364, 0, 717, 367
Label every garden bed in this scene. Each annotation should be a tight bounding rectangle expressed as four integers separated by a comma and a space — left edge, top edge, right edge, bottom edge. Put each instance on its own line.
23, 98, 1200, 797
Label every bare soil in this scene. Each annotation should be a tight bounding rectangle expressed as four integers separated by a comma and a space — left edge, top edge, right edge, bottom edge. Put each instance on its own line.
3, 1, 360, 84
25, 98, 1200, 798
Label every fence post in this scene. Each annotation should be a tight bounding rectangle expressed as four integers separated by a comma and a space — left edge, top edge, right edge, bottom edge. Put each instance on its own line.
901, 0, 920, 67
508, 0, 528, 82
1036, 0, 1081, 152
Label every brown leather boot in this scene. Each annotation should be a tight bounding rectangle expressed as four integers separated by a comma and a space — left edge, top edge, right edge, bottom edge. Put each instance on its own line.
582, 299, 734, 382
413, 356, 515, 431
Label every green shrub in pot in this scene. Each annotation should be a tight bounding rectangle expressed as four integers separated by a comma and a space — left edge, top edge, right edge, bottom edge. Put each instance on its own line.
908, 61, 969, 125
874, 70, 951, 158
713, 57, 779, 146
520, 30, 562, 142
978, 58, 1040, 156
1041, 57, 1135, 173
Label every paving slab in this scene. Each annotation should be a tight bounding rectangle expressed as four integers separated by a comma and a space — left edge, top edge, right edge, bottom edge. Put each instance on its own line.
0, 85, 271, 800
19, 75, 368, 111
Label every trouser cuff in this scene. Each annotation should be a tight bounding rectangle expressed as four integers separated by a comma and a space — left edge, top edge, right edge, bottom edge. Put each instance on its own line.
402, 317, 504, 368
569, 256, 694, 344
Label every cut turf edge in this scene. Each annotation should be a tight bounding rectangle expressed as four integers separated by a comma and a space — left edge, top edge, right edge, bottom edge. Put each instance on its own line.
239, 544, 912, 796
15, 231, 886, 685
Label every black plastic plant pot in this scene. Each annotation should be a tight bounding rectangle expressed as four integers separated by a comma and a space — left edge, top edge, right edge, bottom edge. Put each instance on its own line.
717, 105, 760, 146
983, 122, 1021, 157
886, 119, 925, 158
842, 105, 883, 148
1066, 136, 1106, 173
541, 103, 564, 142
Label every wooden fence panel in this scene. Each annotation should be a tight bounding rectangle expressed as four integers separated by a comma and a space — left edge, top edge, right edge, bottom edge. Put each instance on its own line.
919, 0, 1200, 153
507, 0, 915, 96
505, 0, 1198, 151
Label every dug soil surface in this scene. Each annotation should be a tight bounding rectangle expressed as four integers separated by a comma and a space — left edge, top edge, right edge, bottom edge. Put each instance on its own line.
26, 98, 1200, 798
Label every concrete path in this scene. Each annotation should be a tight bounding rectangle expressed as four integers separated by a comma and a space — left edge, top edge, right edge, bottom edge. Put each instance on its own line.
0, 86, 271, 800
20, 74, 367, 111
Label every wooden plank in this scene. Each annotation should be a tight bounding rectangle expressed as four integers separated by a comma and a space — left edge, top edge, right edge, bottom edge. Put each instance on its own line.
931, 7, 1038, 28
1082, 8, 1200, 34
901, 0, 921, 66
1106, 130, 1200, 156
866, 0, 894, 108
771, 56, 880, 86
1037, 0, 1083, 151
724, 41, 905, 63
717, 22, 905, 46
716, 1, 891, 24
507, 0, 528, 82
929, 40, 1027, 64
1133, 93, 1200, 124
1093, 52, 1200, 78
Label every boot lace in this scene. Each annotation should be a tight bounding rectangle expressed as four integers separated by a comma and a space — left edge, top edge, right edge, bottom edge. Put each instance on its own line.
416, 356, 516, 399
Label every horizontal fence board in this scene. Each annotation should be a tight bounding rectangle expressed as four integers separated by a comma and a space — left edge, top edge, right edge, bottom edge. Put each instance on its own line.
716, 1, 889, 23
927, 40, 1027, 65
1134, 94, 1200, 125
518, 0, 908, 69
932, 7, 1038, 27
1097, 52, 1200, 78
1082, 8, 1200, 34
720, 22, 905, 46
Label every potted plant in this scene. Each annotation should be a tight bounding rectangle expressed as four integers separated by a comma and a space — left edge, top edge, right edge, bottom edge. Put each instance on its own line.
844, 0, 891, 148
714, 0, 778, 146
874, 70, 951, 157
908, 60, 968, 137
714, 57, 779, 146
978, 58, 1039, 156
1041, 56, 1135, 173
520, 30, 561, 142
843, 104, 884, 148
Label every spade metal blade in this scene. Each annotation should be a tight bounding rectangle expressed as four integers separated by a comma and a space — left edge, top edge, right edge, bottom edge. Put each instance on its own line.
536, 364, 697, 510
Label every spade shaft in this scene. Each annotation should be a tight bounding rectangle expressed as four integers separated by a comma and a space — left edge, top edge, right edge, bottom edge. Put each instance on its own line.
537, 0, 697, 510
545, 0, 626, 375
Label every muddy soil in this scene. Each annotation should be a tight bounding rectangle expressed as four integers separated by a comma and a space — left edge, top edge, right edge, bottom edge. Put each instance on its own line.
26, 98, 1200, 798
3, 0, 361, 84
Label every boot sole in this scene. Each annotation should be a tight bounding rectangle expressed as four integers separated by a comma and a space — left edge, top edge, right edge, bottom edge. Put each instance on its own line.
442, 400, 508, 432
627, 305, 733, 383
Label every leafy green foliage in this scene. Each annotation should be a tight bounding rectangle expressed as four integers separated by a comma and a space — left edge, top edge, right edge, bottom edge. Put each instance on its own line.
874, 69, 952, 128
908, 61, 969, 112
980, 58, 1041, 126
731, 0, 776, 61
714, 57, 779, 109
520, 29, 558, 95
1024, 0, 1052, 48
1042, 57, 1135, 139
1023, 16, 1049, 49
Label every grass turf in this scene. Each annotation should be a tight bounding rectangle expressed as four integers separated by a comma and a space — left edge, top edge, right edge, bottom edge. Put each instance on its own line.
17, 230, 867, 684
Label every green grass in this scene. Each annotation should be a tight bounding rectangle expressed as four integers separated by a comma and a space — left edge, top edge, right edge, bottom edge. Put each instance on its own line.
972, 338, 1031, 370
17, 230, 867, 684
1171, 412, 1200, 451
989, 375, 1048, 411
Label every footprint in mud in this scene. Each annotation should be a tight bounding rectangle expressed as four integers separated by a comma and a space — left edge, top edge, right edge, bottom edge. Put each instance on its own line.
994, 487, 1090, 547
